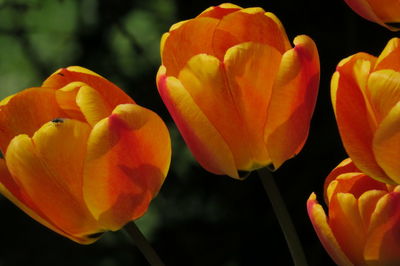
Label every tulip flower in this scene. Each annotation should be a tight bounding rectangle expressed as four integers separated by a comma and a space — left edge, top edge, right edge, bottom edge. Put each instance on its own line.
307, 158, 400, 265
0, 66, 171, 244
343, 0, 400, 31
332, 37, 400, 185
157, 3, 320, 179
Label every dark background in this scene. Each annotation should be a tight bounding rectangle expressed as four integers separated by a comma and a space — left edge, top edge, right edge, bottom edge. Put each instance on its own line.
0, 0, 396, 265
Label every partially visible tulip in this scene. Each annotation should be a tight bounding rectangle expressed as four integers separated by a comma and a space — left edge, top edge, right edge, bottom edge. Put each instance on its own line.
157, 3, 319, 179
0, 66, 171, 244
343, 0, 400, 31
308, 158, 400, 265
332, 37, 400, 184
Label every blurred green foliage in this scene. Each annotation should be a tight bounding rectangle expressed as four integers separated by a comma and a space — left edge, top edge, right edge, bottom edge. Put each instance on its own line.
0, 0, 395, 265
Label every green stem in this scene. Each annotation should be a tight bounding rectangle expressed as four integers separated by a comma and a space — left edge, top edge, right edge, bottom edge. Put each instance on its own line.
257, 167, 308, 266
124, 222, 165, 266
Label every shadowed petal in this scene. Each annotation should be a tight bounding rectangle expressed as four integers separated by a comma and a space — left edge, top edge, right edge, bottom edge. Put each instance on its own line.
83, 104, 171, 230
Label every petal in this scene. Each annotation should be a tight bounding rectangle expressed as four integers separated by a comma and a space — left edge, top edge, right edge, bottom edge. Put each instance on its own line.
83, 104, 171, 230
55, 82, 87, 121
161, 17, 220, 77
364, 0, 400, 28
76, 85, 113, 126
330, 173, 387, 201
364, 192, 400, 264
197, 3, 242, 19
157, 67, 238, 178
162, 8, 291, 77
0, 159, 74, 242
264, 12, 292, 52
0, 88, 64, 152
358, 190, 387, 232
177, 53, 256, 171
367, 70, 400, 123
343, 0, 382, 24
264, 35, 319, 169
55, 81, 118, 126
332, 53, 389, 183
43, 66, 134, 108
323, 158, 359, 203
211, 8, 291, 60
307, 193, 353, 266
5, 119, 101, 242
329, 193, 366, 265
373, 102, 400, 184
375, 38, 400, 71
224, 42, 283, 169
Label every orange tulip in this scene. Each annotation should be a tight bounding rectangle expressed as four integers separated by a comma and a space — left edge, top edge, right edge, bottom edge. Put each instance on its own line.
0, 66, 171, 244
157, 3, 319, 179
308, 158, 400, 265
332, 37, 400, 184
343, 0, 400, 31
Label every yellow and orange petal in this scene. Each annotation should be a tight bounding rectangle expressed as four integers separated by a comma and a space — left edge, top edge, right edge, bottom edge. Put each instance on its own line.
4, 119, 101, 242
264, 35, 319, 169
344, 0, 400, 31
364, 193, 400, 264
83, 104, 171, 230
308, 159, 400, 265
332, 53, 391, 183
157, 67, 238, 178
43, 66, 135, 112
162, 4, 291, 77
0, 88, 64, 152
307, 193, 353, 266
159, 3, 319, 176
0, 65, 171, 244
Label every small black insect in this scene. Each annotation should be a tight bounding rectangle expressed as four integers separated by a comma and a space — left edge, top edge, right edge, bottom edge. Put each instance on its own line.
51, 118, 64, 123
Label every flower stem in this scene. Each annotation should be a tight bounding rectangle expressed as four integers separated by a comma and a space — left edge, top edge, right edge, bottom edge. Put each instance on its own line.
124, 222, 165, 266
257, 167, 308, 266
